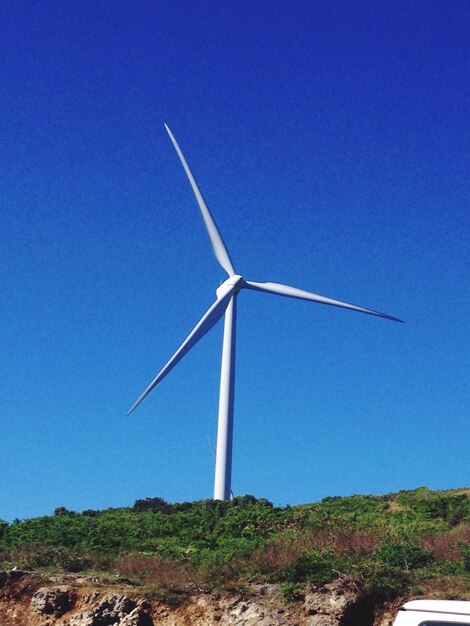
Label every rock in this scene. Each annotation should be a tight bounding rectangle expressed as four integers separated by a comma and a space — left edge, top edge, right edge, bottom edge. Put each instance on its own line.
68, 593, 153, 626
304, 577, 369, 625
218, 597, 294, 626
120, 607, 153, 626
31, 586, 75, 615
104, 593, 135, 617
306, 616, 339, 626
0, 569, 31, 589
305, 588, 349, 617
68, 610, 93, 626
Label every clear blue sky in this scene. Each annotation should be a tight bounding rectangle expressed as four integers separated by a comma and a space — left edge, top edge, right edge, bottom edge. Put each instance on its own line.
1, 1, 469, 521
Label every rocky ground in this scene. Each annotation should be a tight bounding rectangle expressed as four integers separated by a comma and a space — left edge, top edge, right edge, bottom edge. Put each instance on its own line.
0, 570, 406, 626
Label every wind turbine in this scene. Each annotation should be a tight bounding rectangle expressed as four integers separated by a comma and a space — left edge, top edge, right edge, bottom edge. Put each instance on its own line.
128, 124, 403, 500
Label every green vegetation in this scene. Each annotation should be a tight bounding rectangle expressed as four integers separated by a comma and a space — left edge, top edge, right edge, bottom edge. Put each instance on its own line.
277, 551, 336, 584
1, 488, 469, 600
374, 544, 433, 571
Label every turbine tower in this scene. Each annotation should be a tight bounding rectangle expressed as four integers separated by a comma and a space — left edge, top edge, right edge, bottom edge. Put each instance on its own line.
128, 124, 403, 500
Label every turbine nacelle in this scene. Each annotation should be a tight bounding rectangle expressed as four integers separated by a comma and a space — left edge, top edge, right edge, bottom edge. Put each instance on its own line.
216, 274, 245, 298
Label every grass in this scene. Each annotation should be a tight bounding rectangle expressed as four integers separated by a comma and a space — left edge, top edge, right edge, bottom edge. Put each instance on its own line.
1, 488, 469, 601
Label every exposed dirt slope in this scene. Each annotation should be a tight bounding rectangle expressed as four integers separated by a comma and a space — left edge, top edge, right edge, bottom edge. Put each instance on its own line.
0, 569, 437, 626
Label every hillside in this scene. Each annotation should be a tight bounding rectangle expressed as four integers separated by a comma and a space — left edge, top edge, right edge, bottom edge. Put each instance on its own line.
1, 488, 469, 625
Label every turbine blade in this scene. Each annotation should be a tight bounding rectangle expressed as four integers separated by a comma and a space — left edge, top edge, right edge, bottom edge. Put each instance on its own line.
165, 124, 236, 277
128, 285, 235, 415
244, 280, 404, 323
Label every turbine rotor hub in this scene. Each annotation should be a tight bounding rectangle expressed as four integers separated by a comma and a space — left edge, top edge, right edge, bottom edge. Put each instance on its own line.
216, 274, 244, 298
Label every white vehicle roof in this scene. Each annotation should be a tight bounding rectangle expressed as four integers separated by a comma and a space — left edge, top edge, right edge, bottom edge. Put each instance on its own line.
402, 600, 470, 616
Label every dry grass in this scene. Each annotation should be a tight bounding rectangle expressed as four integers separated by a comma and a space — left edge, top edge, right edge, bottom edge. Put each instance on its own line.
250, 527, 385, 574
419, 524, 470, 560
116, 554, 196, 589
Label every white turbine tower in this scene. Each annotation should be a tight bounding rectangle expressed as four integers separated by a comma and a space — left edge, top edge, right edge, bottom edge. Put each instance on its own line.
128, 124, 403, 501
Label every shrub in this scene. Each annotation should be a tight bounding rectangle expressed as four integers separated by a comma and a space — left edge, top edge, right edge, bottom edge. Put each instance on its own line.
364, 565, 411, 599
133, 498, 170, 514
54, 507, 75, 516
425, 495, 470, 526
461, 545, 470, 573
280, 582, 304, 603
1, 489, 468, 596
55, 549, 93, 572
0, 546, 93, 572
375, 544, 433, 571
0, 520, 7, 539
279, 552, 335, 585
0, 546, 56, 569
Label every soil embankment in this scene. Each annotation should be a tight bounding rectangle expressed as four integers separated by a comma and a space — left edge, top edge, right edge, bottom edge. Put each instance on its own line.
0, 569, 405, 626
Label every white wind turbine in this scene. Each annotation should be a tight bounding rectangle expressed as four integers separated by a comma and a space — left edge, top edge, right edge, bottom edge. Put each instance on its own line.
128, 124, 403, 500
